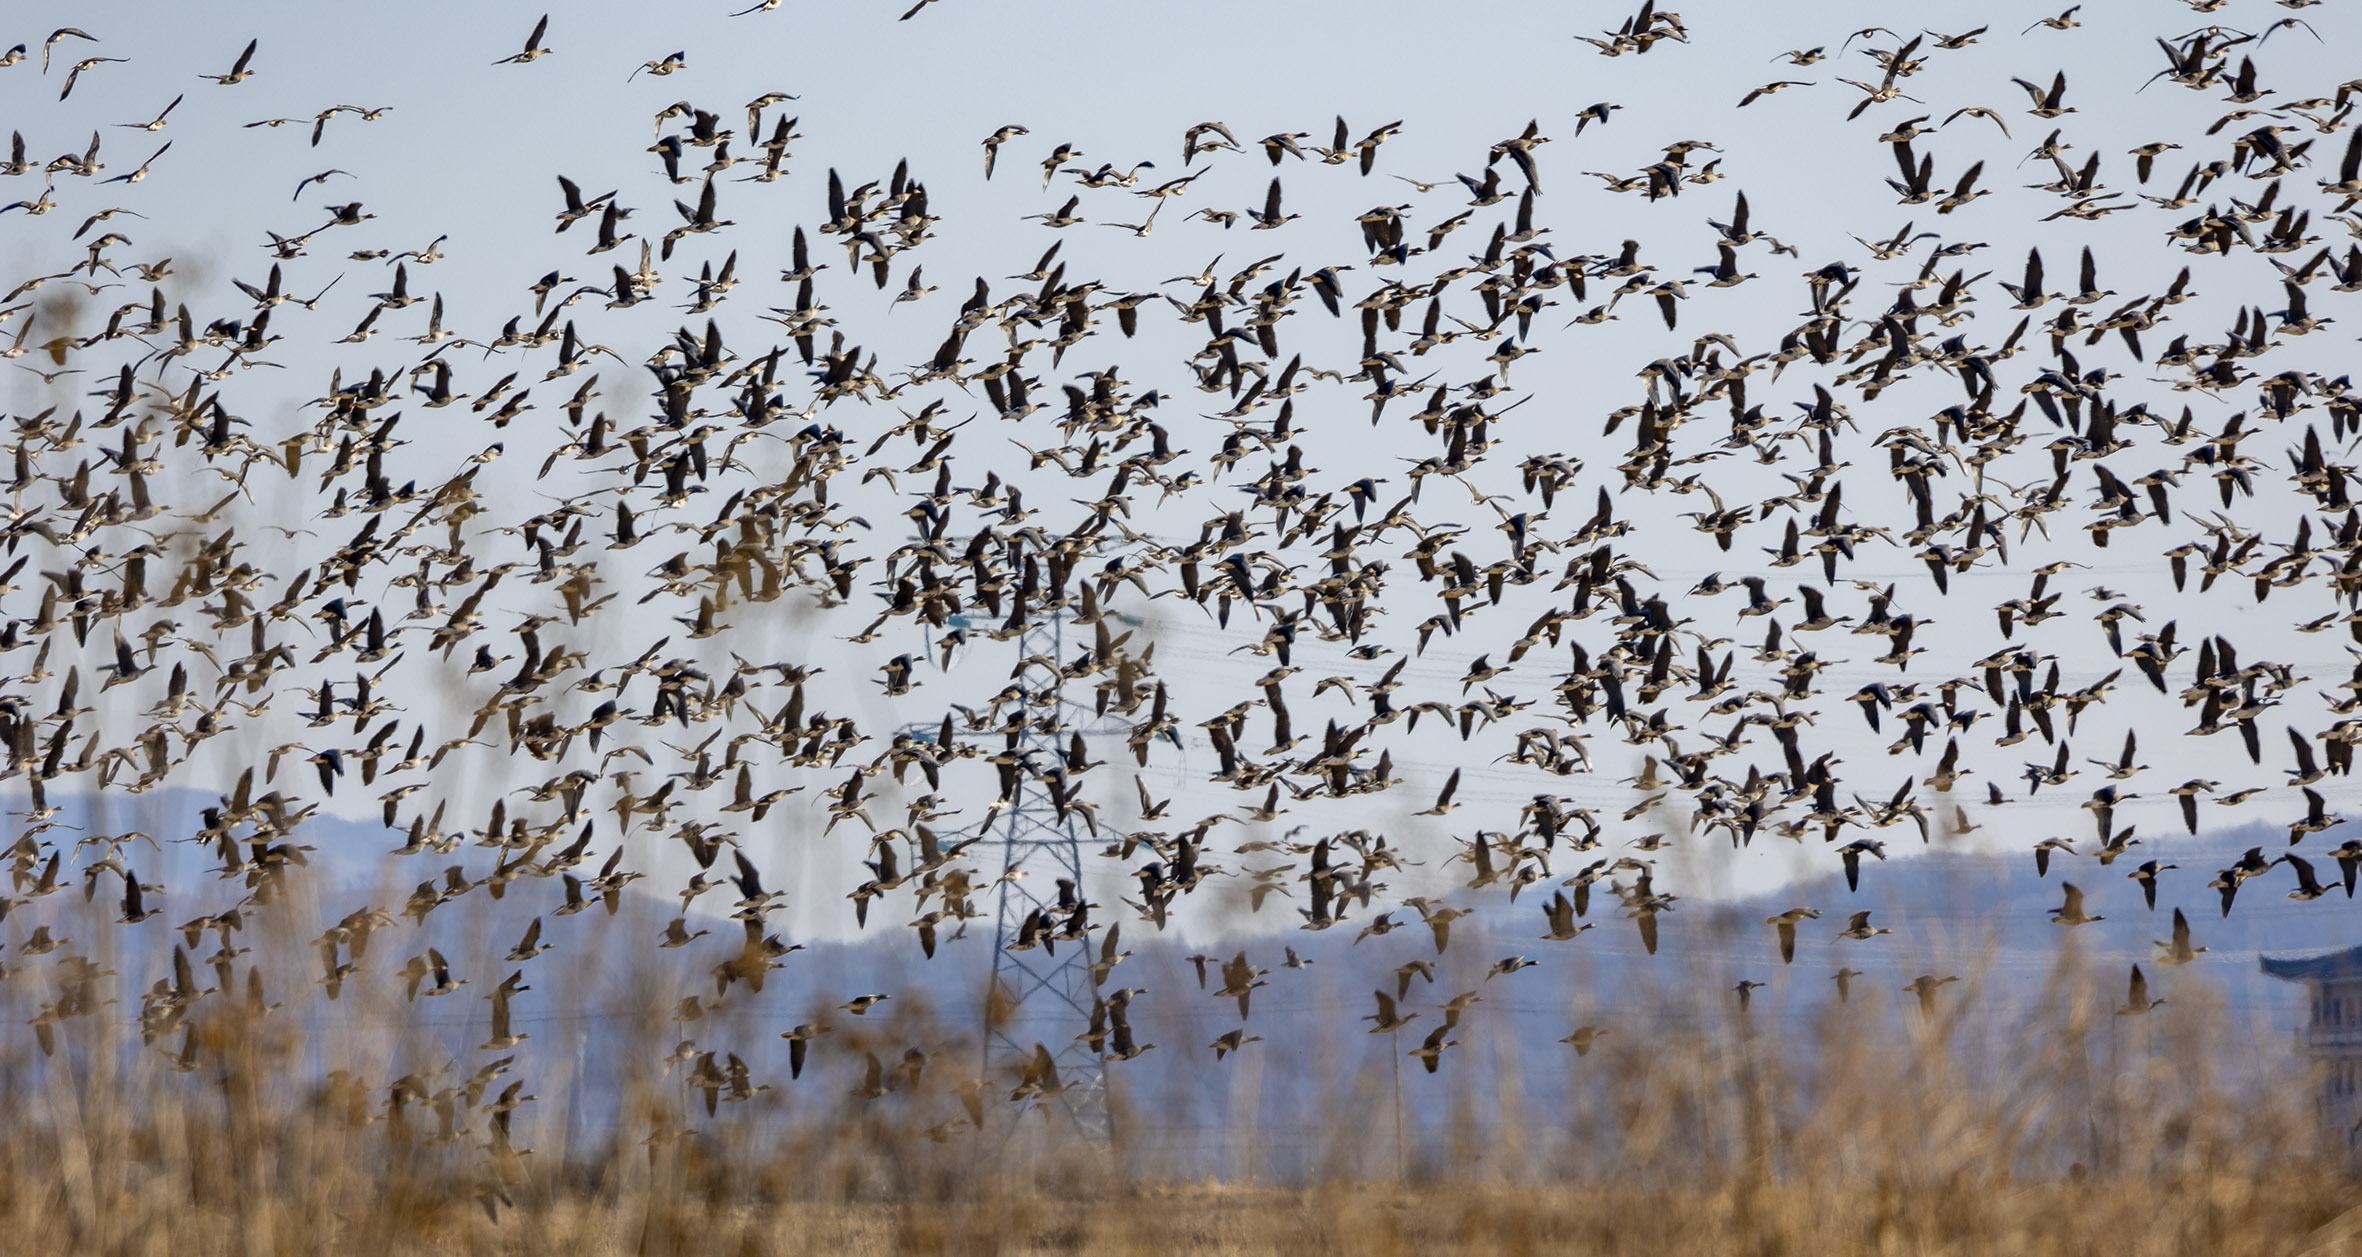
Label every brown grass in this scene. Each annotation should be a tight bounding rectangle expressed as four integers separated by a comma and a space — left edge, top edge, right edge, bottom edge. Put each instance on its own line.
6, 883, 2361, 1257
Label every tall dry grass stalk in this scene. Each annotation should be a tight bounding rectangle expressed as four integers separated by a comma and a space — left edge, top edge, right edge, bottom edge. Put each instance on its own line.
4, 867, 2360, 1257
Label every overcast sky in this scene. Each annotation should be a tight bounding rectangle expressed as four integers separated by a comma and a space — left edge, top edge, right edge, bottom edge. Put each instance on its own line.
3, 0, 2360, 956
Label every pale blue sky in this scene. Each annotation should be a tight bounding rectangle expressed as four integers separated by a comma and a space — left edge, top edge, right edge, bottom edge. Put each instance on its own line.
1, 0, 2357, 945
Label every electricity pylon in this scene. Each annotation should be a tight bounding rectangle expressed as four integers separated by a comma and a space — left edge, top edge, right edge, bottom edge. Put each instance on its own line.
902, 609, 1134, 1142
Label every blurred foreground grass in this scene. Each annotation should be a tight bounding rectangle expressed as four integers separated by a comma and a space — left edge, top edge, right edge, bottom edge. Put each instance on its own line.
5, 954, 2360, 1257
5, 1155, 2362, 1255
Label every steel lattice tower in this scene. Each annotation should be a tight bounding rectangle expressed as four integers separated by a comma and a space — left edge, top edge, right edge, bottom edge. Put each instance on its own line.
903, 610, 1134, 1142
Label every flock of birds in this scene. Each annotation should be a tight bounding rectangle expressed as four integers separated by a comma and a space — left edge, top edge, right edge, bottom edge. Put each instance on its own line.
0, 1, 2360, 1169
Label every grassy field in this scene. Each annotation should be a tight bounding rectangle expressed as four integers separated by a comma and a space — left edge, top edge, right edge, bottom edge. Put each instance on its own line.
6, 1138, 2362, 1256
5, 928, 2360, 1257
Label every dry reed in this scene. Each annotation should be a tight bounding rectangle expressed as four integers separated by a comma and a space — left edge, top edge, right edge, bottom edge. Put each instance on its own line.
4, 871, 2359, 1257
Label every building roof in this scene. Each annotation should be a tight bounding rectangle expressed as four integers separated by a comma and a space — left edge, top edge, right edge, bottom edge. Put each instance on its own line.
2262, 945, 2362, 982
